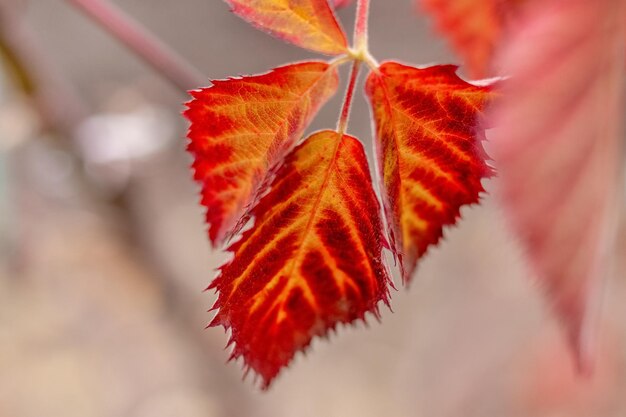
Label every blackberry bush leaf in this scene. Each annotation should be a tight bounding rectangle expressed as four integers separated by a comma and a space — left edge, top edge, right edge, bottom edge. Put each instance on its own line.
185, 62, 339, 245
366, 62, 494, 282
225, 0, 349, 55
209, 130, 391, 387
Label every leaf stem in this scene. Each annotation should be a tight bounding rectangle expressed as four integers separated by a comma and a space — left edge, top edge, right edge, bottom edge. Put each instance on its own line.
65, 0, 205, 93
337, 59, 361, 135
328, 53, 352, 68
354, 0, 370, 52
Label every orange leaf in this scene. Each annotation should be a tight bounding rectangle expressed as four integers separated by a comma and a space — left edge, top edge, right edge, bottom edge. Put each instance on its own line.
209, 130, 391, 388
488, 0, 625, 370
185, 62, 339, 245
365, 62, 493, 282
225, 0, 348, 55
419, 0, 516, 78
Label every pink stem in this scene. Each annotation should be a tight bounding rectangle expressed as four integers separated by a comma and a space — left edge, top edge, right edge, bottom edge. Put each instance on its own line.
65, 0, 205, 92
354, 0, 370, 50
337, 59, 362, 134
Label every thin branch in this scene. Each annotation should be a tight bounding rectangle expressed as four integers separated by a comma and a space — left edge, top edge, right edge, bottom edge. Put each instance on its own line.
337, 59, 361, 135
0, 2, 87, 136
65, 0, 206, 93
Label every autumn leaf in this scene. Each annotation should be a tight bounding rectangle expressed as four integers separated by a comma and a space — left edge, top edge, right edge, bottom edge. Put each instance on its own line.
418, 0, 517, 78
225, 0, 348, 55
185, 62, 339, 245
365, 62, 493, 282
209, 130, 391, 388
487, 0, 625, 370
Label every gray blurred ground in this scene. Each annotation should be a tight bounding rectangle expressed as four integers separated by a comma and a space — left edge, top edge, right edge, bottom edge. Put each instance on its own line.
1, 1, 625, 416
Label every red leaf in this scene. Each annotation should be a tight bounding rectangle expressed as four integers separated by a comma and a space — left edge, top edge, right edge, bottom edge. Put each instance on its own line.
365, 62, 494, 282
488, 0, 625, 369
185, 62, 339, 245
209, 130, 391, 388
225, 0, 348, 55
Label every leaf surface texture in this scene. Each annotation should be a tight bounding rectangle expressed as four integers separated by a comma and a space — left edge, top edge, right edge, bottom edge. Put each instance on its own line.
366, 62, 493, 281
185, 62, 339, 244
210, 130, 391, 387
226, 0, 348, 55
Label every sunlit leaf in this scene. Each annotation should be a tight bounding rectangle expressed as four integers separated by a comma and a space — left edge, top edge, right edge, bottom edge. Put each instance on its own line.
225, 0, 348, 55
185, 62, 339, 245
209, 130, 391, 388
366, 62, 493, 282
488, 0, 625, 369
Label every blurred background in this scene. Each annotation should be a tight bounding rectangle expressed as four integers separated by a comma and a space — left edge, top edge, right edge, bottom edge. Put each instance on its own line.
1, 1, 625, 416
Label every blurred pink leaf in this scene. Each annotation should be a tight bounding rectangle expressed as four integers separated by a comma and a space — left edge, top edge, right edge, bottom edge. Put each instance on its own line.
331, 0, 353, 8
488, 0, 625, 371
